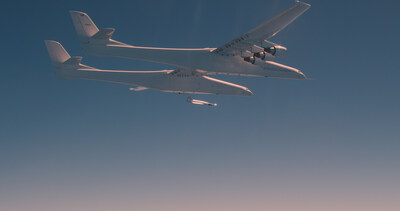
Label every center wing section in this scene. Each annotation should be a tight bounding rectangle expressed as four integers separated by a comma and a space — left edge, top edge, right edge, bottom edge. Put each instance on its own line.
213, 1, 310, 56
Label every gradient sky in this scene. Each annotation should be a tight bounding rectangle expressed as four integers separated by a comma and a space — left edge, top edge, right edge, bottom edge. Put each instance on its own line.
1, 0, 399, 210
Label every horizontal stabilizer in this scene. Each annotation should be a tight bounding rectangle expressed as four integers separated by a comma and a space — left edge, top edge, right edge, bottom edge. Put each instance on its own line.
63, 56, 83, 66
92, 28, 115, 40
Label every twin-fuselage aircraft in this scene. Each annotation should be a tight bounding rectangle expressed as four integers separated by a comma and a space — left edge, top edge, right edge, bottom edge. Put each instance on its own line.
45, 1, 311, 105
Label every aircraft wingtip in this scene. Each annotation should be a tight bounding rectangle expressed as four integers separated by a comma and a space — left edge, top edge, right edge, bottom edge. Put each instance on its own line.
296, 1, 311, 8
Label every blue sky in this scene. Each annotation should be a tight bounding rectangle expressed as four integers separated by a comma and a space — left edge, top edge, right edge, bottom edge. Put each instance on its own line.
1, 0, 399, 210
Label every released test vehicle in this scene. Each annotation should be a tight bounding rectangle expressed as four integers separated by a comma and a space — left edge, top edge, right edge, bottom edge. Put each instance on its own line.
46, 1, 311, 105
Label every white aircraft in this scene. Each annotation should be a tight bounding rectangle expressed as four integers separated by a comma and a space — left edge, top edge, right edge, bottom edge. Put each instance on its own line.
46, 1, 310, 105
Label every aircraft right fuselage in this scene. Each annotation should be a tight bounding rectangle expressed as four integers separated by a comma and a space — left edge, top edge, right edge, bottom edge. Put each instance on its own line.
83, 40, 306, 80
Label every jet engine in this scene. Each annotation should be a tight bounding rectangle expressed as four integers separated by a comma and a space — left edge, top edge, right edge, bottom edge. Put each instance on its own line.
262, 40, 287, 57
249, 45, 275, 61
241, 50, 255, 64
255, 51, 275, 61
251, 45, 268, 60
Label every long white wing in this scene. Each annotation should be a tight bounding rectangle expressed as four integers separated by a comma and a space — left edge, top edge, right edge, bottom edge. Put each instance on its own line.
213, 1, 311, 56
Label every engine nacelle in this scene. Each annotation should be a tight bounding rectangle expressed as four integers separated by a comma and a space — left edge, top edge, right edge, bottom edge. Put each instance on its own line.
241, 50, 255, 64
249, 45, 276, 61
265, 45, 287, 57
262, 40, 287, 57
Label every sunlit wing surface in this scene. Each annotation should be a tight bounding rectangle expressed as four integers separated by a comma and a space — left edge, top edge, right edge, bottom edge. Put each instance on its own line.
213, 1, 311, 56
44, 41, 253, 96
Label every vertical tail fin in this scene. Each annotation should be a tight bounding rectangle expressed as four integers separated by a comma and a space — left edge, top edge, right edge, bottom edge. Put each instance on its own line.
70, 11, 122, 45
44, 40, 88, 79
70, 11, 99, 43
44, 40, 71, 64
